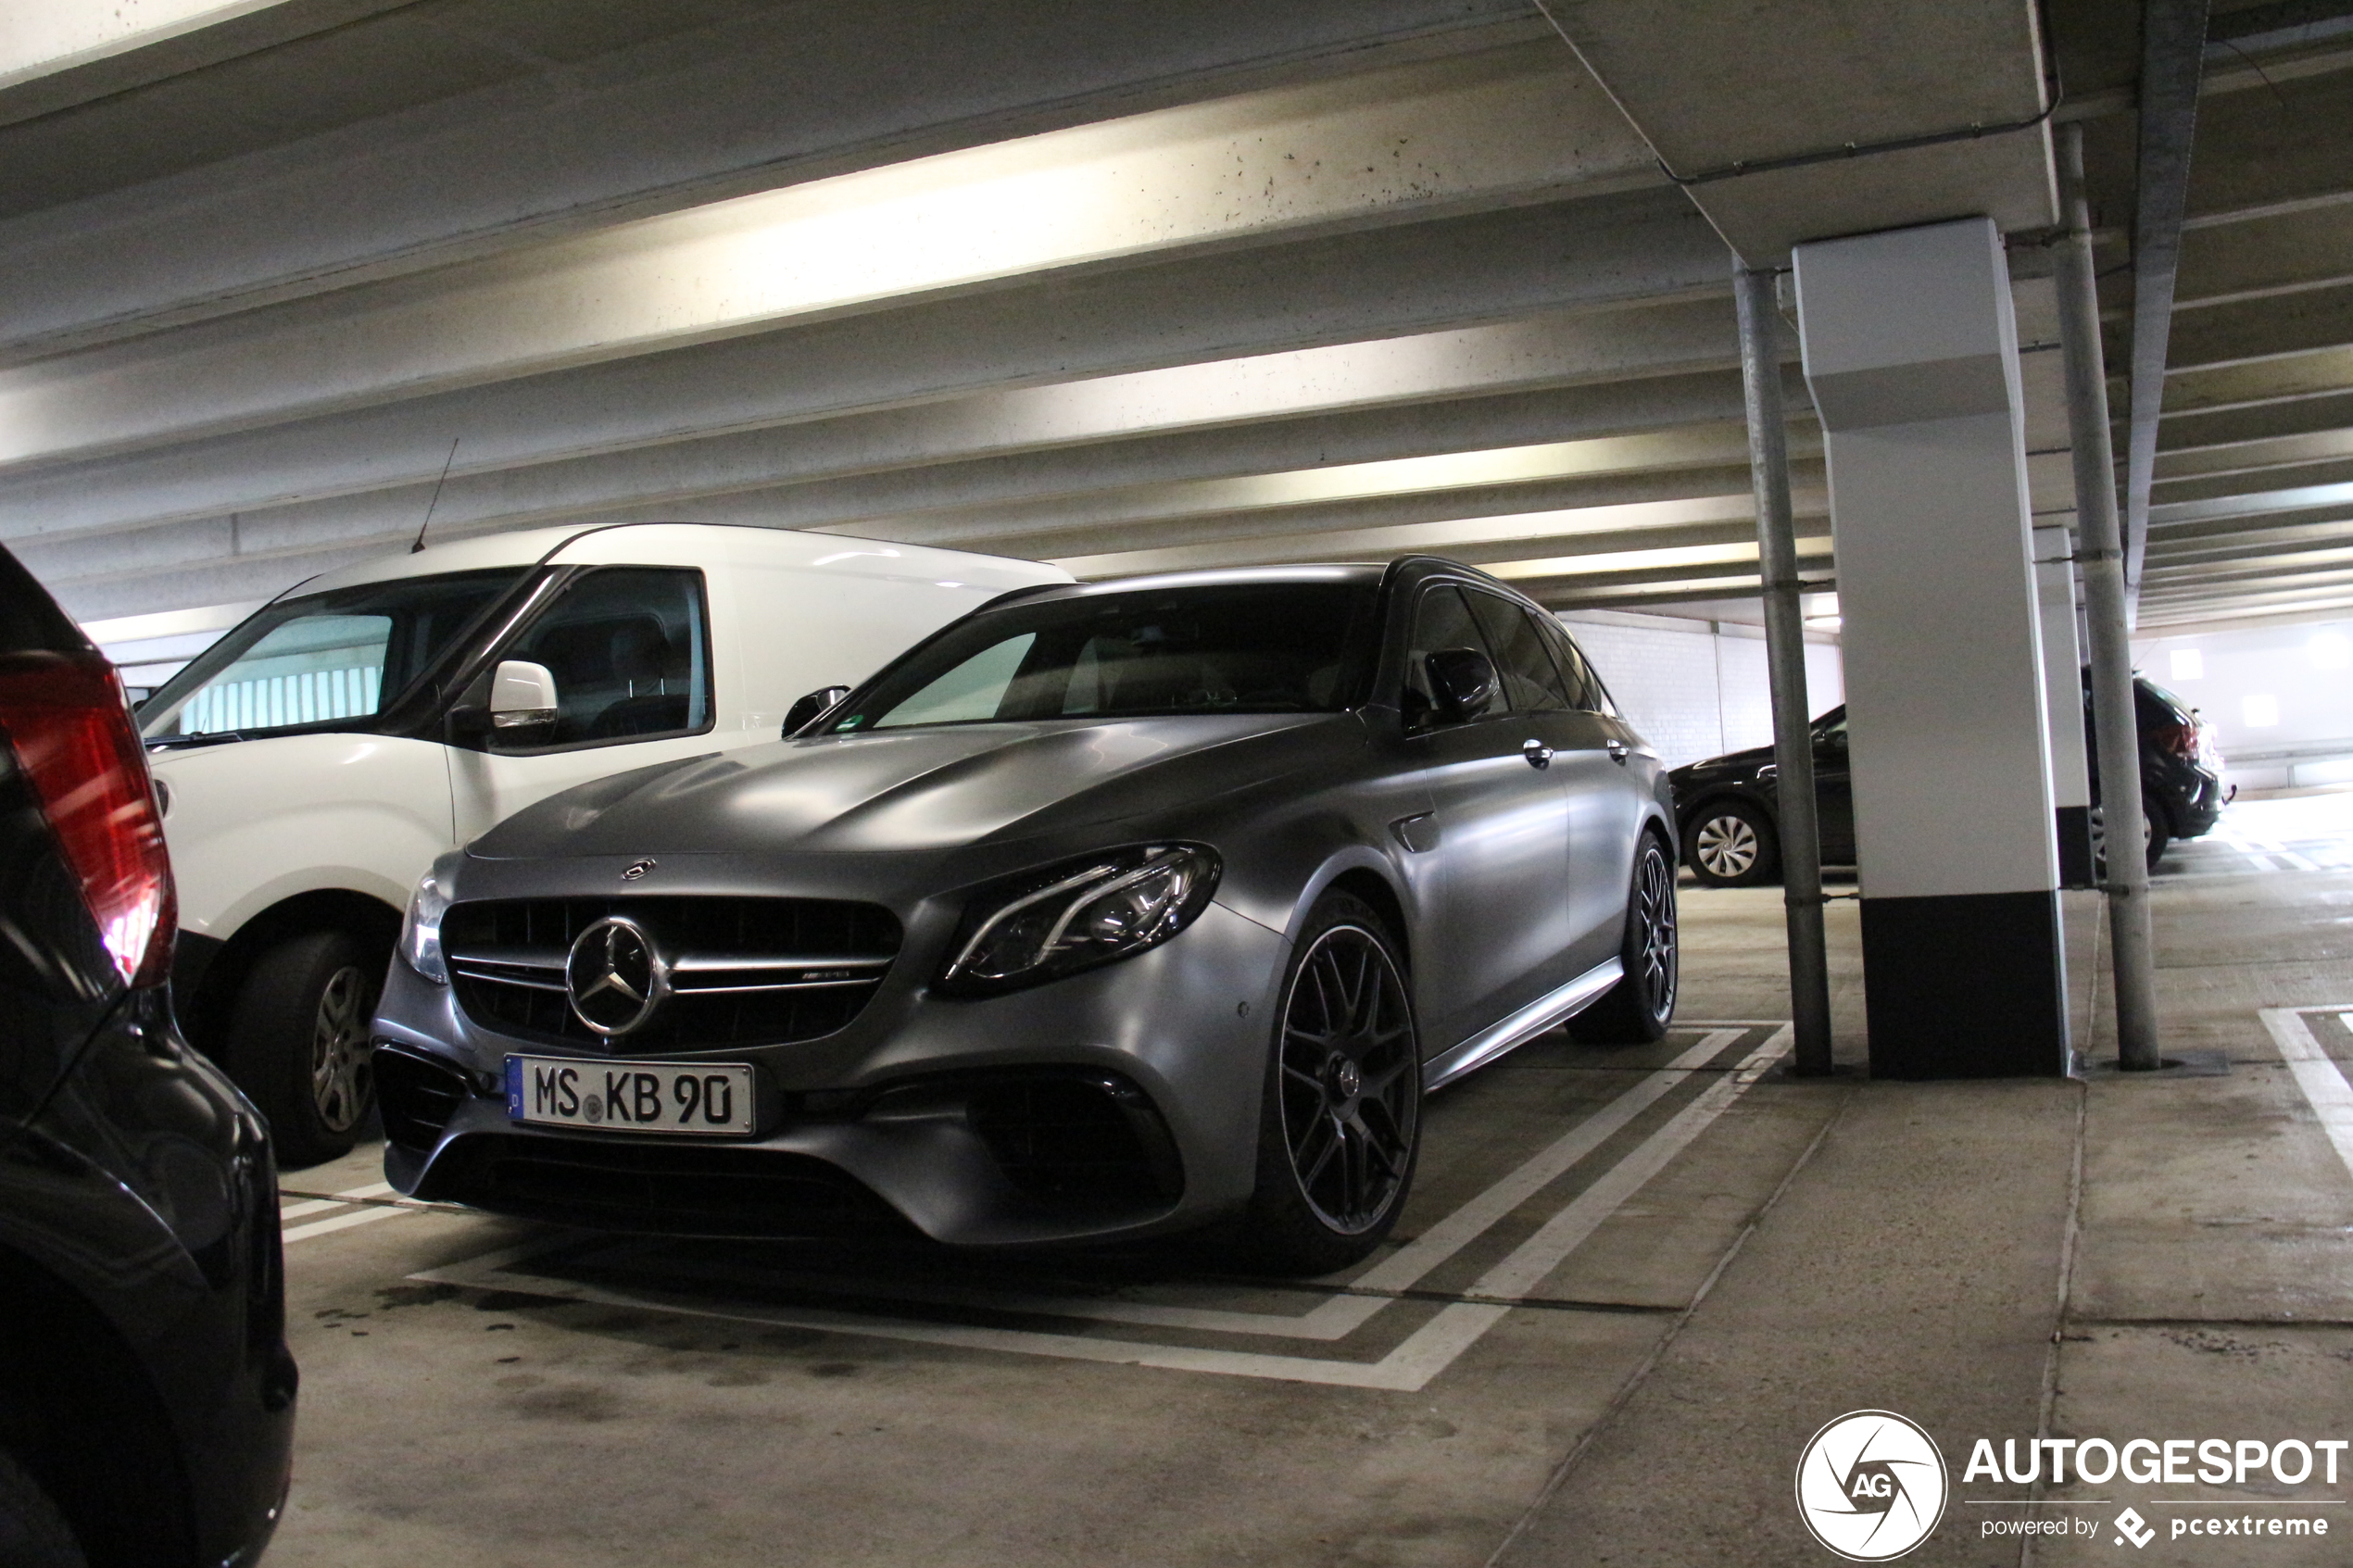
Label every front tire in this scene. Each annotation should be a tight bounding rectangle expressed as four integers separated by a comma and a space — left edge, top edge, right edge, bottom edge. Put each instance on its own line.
2143, 800, 2171, 871
1687, 800, 1780, 887
1570, 834, 1680, 1044
228, 929, 382, 1168
1239, 892, 1421, 1275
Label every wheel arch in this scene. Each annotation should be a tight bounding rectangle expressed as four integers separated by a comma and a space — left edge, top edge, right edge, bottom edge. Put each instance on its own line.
180, 887, 403, 1055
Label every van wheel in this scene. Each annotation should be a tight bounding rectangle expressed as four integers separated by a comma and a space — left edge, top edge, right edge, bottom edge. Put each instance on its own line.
1570, 834, 1680, 1044
1239, 892, 1421, 1275
2143, 801, 2171, 871
229, 930, 382, 1168
0, 1449, 86, 1568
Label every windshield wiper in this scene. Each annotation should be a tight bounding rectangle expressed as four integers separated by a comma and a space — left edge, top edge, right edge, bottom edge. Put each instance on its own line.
145, 731, 246, 751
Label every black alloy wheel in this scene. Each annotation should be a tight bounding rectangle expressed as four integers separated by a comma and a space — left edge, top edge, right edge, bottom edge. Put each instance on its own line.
229, 928, 382, 1167
1687, 800, 1780, 887
1242, 891, 1421, 1274
1571, 834, 1680, 1044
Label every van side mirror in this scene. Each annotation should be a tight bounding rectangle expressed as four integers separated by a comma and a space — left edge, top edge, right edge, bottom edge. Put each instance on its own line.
489, 660, 560, 730
1423, 648, 1497, 723
783, 684, 853, 738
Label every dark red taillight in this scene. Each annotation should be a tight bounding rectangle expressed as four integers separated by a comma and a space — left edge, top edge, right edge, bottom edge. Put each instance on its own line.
0, 650, 175, 987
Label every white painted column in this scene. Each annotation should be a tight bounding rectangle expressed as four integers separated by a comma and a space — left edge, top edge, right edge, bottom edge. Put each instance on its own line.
2036, 522, 2095, 884
1794, 217, 2068, 1078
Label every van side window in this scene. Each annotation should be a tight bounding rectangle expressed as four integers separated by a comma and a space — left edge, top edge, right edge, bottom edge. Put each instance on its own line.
492, 568, 711, 750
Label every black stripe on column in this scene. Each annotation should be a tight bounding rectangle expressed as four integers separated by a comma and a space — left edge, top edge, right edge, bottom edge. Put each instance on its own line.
1860, 890, 2070, 1079
2055, 806, 2095, 889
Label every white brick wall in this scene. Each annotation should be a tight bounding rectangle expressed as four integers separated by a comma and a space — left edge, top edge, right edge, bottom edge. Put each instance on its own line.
1559, 612, 1845, 770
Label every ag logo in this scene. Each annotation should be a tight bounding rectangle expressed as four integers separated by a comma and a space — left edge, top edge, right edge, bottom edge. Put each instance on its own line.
1794, 1410, 1948, 1561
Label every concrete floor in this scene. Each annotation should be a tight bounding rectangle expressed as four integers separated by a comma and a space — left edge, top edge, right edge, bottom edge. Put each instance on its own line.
271, 797, 2353, 1567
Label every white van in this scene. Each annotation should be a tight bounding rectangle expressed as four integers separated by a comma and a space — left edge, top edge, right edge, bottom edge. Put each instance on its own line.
138, 521, 1071, 1164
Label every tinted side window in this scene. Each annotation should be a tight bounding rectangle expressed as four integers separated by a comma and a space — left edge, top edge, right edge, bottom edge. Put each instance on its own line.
1466, 592, 1571, 713
494, 568, 711, 750
1403, 584, 1489, 727
1535, 615, 1612, 714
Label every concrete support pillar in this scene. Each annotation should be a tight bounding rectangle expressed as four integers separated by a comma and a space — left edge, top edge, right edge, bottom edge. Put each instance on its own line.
1793, 217, 2069, 1079
2036, 523, 2095, 887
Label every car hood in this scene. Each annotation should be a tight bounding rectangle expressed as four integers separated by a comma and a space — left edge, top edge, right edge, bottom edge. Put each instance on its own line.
1670, 741, 1773, 779
470, 713, 1354, 859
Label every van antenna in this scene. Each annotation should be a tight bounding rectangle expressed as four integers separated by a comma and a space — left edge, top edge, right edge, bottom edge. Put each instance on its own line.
410, 438, 461, 553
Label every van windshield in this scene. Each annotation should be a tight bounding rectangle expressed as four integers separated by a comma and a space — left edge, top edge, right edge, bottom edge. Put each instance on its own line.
140, 570, 522, 744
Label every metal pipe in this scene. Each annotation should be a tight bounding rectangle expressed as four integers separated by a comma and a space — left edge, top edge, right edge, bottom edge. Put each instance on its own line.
1733, 264, 1833, 1075
2054, 121, 2162, 1071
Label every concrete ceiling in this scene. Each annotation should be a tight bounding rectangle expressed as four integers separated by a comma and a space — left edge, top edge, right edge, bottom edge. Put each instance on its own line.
1, 0, 2346, 670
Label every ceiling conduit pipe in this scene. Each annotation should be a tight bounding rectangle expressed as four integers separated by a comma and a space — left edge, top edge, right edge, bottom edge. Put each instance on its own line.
1733, 264, 1833, 1076
2056, 122, 2162, 1071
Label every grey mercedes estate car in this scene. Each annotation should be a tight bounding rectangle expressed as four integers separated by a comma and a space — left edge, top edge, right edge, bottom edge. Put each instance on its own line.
371, 558, 1677, 1272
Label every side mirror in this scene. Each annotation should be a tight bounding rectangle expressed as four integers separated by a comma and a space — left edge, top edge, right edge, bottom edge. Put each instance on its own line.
1423, 648, 1497, 723
488, 659, 560, 730
783, 684, 853, 738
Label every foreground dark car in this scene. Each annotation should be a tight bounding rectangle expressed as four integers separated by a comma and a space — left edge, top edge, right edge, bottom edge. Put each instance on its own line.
373, 558, 1677, 1272
0, 546, 295, 1568
1668, 674, 2225, 886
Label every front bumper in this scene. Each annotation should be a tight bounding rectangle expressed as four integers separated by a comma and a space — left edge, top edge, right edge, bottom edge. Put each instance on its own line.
373, 898, 1288, 1247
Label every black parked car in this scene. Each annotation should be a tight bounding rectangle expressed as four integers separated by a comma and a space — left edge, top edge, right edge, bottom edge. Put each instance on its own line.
1668, 674, 2225, 887
0, 545, 295, 1568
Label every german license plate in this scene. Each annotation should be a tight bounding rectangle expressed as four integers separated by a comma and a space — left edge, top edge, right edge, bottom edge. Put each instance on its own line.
505, 1056, 756, 1136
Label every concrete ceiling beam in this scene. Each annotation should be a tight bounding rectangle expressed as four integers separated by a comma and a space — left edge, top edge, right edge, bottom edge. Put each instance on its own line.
2174, 202, 2353, 306
2158, 345, 2353, 415
2154, 430, 2353, 483
0, 53, 1671, 469
1523, 0, 2054, 262
0, 284, 1752, 547
2159, 282, 2353, 373
0, 190, 1729, 485
2122, 0, 2214, 597
0, 0, 1550, 358
2158, 387, 2353, 451
2152, 454, 2353, 505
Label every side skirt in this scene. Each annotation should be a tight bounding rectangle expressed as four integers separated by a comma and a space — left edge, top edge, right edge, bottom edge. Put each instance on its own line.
1420, 959, 1624, 1092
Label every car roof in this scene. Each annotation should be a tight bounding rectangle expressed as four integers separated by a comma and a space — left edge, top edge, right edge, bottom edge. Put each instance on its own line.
264, 521, 1070, 600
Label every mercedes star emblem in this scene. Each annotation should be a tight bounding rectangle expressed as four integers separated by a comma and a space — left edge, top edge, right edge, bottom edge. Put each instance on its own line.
564, 916, 669, 1036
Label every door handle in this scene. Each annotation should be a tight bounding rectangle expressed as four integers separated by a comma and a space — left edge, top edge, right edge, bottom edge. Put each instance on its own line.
1605, 738, 1629, 765
1522, 738, 1553, 771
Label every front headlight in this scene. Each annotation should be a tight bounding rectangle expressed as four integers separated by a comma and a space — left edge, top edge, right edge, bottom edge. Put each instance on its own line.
937, 844, 1221, 997
400, 871, 453, 984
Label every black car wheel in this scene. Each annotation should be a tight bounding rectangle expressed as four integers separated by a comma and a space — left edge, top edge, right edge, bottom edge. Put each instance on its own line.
229, 929, 381, 1168
1688, 801, 1780, 887
1570, 834, 1680, 1044
2143, 800, 2171, 871
1243, 891, 1421, 1274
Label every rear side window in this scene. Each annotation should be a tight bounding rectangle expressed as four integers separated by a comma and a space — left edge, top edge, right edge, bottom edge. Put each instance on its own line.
491, 568, 711, 750
1535, 615, 1614, 715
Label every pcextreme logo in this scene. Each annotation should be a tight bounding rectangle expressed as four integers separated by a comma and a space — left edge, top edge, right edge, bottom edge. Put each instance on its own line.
1795, 1411, 1949, 1561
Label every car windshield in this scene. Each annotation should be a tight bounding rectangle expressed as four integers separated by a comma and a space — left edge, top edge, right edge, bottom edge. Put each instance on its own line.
830, 581, 1378, 733
140, 569, 522, 743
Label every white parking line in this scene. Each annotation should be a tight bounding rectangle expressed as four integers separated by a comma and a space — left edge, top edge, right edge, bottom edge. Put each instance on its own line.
280, 1181, 396, 1222
2259, 1009, 2353, 1186
283, 1205, 419, 1244
415, 1023, 1795, 1391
